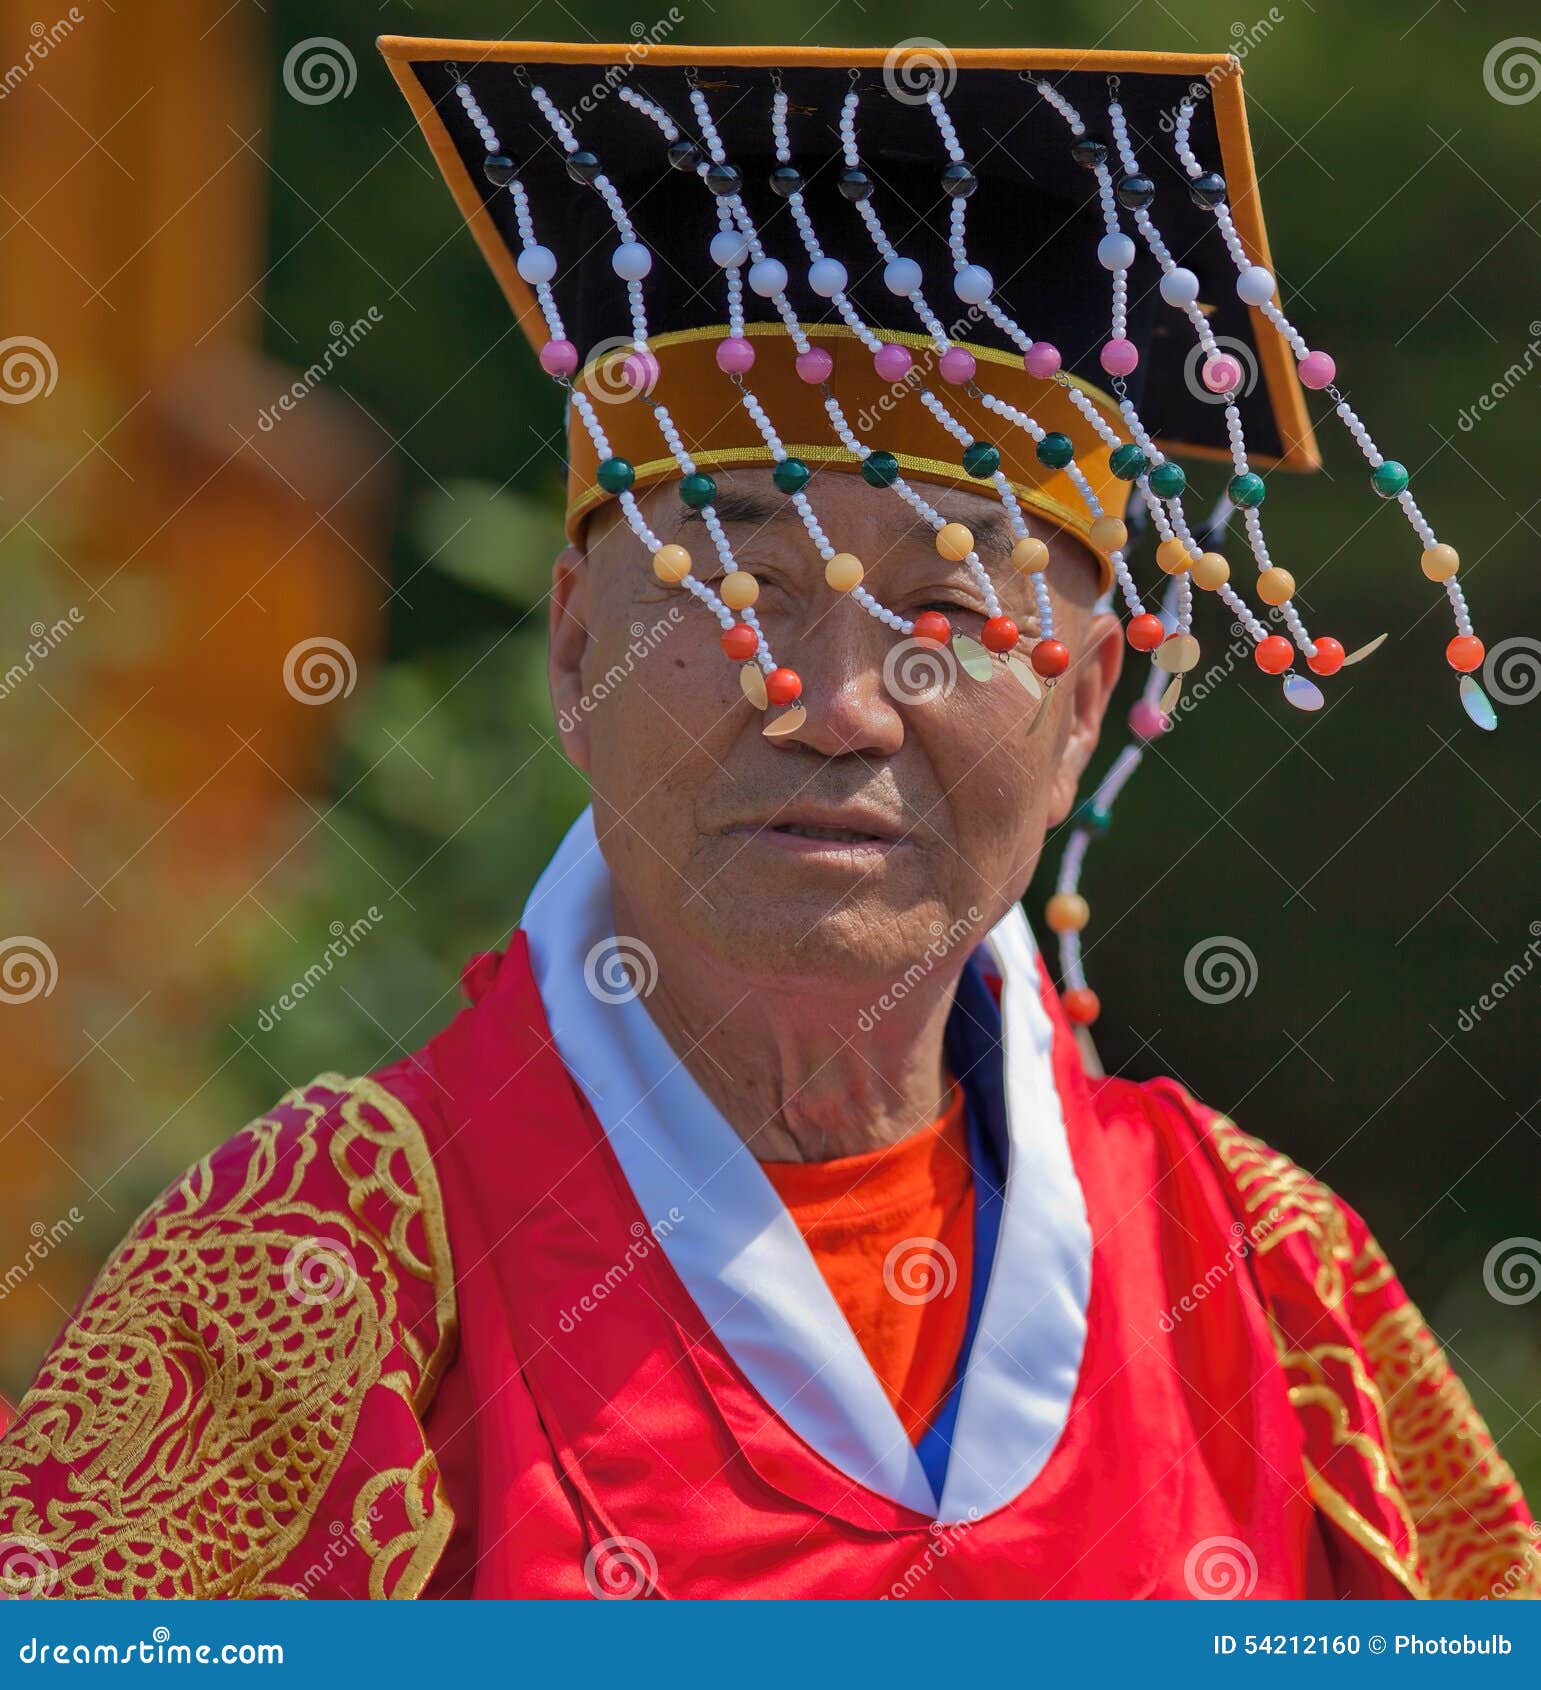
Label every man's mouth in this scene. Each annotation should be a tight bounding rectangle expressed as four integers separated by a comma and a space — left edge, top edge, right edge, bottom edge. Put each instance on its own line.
768, 823, 889, 844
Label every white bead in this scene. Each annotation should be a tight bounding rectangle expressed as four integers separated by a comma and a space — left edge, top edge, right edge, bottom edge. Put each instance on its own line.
611, 241, 652, 281
1097, 233, 1136, 272
747, 258, 788, 298
709, 229, 748, 268
516, 244, 557, 285
883, 256, 922, 296
808, 257, 847, 297
1236, 264, 1275, 306
953, 263, 993, 304
1159, 266, 1200, 307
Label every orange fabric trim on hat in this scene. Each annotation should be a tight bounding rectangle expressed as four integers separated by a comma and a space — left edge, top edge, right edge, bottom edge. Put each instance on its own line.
566, 324, 1127, 591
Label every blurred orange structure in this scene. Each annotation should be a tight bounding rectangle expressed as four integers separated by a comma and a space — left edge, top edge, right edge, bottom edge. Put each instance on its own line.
0, 2, 392, 1387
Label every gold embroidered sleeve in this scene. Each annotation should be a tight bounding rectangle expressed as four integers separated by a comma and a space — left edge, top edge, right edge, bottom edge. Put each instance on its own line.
0, 1074, 457, 1599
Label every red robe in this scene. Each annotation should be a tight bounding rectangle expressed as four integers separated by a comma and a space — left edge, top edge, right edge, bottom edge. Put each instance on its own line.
0, 932, 1533, 1599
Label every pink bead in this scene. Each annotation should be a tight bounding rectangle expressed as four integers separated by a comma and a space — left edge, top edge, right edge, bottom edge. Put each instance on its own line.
1201, 353, 1243, 394
938, 346, 976, 384
1127, 699, 1170, 741
622, 349, 660, 393
1297, 349, 1336, 390
873, 341, 913, 381
795, 347, 833, 384
538, 338, 578, 377
1100, 337, 1139, 377
1024, 341, 1062, 379
715, 336, 756, 374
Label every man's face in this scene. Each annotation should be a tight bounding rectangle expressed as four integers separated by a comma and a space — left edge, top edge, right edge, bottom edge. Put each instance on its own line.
550, 467, 1122, 989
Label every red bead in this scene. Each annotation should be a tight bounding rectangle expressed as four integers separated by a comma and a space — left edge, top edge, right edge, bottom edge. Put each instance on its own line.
912, 610, 951, 646
981, 615, 1019, 654
1126, 613, 1164, 652
1030, 638, 1070, 679
1062, 987, 1100, 1026
721, 624, 758, 662
765, 667, 802, 706
1306, 636, 1344, 676
1446, 634, 1485, 673
1254, 634, 1294, 675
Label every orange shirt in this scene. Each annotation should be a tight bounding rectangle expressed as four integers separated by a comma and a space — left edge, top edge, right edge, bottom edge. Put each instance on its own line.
759, 1085, 974, 1443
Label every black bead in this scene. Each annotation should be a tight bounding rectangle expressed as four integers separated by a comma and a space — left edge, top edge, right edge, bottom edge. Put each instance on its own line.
482, 153, 518, 187
769, 165, 803, 198
1070, 136, 1107, 170
666, 139, 702, 173
1115, 173, 1155, 210
941, 162, 977, 198
565, 149, 601, 185
704, 161, 741, 196
1189, 171, 1227, 208
838, 167, 874, 202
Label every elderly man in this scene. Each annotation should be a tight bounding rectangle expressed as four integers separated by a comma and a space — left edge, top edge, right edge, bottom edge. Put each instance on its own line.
0, 40, 1530, 1602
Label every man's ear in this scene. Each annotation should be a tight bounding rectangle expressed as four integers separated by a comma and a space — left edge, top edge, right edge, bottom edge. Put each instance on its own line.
1044, 607, 1124, 828
549, 541, 592, 773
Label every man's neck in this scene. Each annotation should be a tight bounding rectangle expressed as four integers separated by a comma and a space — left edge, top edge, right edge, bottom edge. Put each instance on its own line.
610, 885, 958, 1164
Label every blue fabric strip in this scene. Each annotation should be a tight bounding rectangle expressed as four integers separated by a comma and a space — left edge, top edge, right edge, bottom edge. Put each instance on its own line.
913, 950, 1010, 1501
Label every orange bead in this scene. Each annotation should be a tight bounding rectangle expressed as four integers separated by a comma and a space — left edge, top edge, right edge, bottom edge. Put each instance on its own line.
935, 522, 974, 562
765, 667, 802, 706
1062, 986, 1101, 1026
720, 570, 759, 609
1190, 551, 1230, 591
652, 543, 691, 583
1089, 515, 1128, 554
721, 625, 758, 662
1127, 613, 1164, 652
1156, 538, 1192, 575
1256, 567, 1295, 606
1255, 634, 1294, 674
825, 552, 863, 592
1045, 892, 1090, 933
1031, 638, 1070, 678
1306, 637, 1344, 676
1446, 634, 1485, 673
1421, 543, 1459, 582
1011, 536, 1051, 574
981, 615, 1019, 653
912, 611, 951, 646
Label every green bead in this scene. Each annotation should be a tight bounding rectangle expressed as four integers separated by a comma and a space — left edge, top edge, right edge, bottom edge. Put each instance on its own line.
1148, 461, 1187, 498
1036, 432, 1074, 470
1371, 460, 1409, 499
861, 449, 900, 487
596, 456, 635, 494
1228, 471, 1267, 508
678, 472, 716, 509
772, 456, 810, 494
1074, 798, 1113, 835
1109, 443, 1148, 482
962, 440, 1001, 479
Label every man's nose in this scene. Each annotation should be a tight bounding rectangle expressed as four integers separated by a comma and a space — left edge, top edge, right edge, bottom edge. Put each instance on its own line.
770, 598, 907, 757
